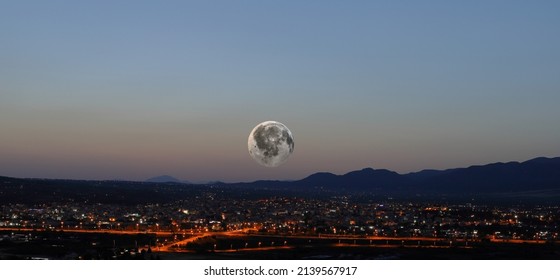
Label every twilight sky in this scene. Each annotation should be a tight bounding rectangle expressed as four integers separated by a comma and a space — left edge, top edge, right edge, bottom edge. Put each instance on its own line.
1, 1, 559, 182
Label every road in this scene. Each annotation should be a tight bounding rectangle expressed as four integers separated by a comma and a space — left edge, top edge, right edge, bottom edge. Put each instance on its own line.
158, 228, 258, 252
1, 227, 556, 249
0, 227, 174, 236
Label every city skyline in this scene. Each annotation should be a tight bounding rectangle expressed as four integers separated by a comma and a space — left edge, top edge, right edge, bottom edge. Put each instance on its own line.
2, 1, 560, 182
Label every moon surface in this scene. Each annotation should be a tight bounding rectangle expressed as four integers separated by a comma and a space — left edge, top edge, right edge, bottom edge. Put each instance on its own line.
248, 121, 294, 167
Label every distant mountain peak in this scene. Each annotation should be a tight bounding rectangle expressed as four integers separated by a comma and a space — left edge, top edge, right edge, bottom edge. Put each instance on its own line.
146, 175, 182, 183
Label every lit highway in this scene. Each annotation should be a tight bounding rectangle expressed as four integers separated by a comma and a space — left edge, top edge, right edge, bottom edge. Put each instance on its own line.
0, 227, 174, 236
1, 226, 556, 253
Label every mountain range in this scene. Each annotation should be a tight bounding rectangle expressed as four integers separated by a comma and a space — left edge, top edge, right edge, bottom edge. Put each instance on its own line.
225, 157, 560, 195
146, 175, 185, 183
2, 157, 560, 197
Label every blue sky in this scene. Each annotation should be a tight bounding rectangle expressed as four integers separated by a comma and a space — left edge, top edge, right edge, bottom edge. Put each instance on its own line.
1, 1, 559, 182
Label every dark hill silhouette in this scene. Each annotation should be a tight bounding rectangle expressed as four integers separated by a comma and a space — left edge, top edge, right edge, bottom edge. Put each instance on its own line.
146, 175, 187, 184
296, 168, 408, 191
403, 169, 457, 181
2, 157, 560, 200
233, 157, 560, 194
416, 157, 560, 194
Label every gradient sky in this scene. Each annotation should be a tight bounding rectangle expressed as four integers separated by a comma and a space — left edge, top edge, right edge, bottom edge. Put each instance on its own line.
1, 1, 559, 182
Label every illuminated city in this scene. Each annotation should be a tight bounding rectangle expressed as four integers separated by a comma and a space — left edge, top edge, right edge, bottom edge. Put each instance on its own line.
1, 176, 559, 259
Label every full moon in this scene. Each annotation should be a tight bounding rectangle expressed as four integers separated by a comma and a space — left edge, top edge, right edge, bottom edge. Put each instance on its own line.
248, 121, 294, 167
